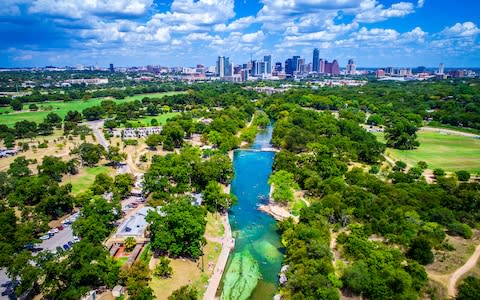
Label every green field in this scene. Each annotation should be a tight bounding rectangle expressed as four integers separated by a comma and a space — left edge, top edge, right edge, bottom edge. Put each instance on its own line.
382, 131, 480, 173
0, 91, 184, 127
70, 166, 113, 194
120, 112, 180, 128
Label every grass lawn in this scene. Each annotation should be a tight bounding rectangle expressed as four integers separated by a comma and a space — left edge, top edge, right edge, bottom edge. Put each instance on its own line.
119, 112, 180, 128
69, 165, 113, 194
150, 240, 221, 300
375, 131, 480, 173
0, 91, 184, 127
205, 212, 225, 238
115, 256, 129, 268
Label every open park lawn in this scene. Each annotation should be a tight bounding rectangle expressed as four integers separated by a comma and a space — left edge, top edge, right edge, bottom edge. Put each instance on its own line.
0, 91, 184, 127
119, 112, 180, 128
69, 165, 114, 194
384, 131, 480, 173
150, 240, 221, 300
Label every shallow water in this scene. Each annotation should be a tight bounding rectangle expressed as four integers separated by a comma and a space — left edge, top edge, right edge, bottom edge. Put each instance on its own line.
220, 125, 283, 300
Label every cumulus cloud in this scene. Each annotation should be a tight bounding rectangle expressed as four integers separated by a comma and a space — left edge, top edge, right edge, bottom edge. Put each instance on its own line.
214, 16, 256, 32
440, 22, 480, 37
242, 31, 265, 43
355, 0, 415, 23
417, 0, 425, 8
29, 0, 153, 19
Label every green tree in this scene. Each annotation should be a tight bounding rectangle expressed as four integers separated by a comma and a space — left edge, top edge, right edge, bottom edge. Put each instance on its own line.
91, 173, 113, 195
37, 156, 68, 182
385, 117, 420, 150
457, 276, 480, 300
154, 256, 173, 278
406, 236, 434, 265
10, 99, 23, 111
119, 260, 154, 300
114, 174, 134, 199
124, 237, 137, 252
106, 146, 127, 166
456, 170, 471, 182
168, 285, 198, 300
202, 181, 237, 213
71, 143, 106, 166
145, 134, 163, 149
147, 200, 206, 258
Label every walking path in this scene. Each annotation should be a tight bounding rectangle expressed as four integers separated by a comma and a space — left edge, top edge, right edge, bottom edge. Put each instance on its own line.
85, 120, 109, 149
447, 243, 480, 297
203, 212, 234, 300
421, 126, 480, 138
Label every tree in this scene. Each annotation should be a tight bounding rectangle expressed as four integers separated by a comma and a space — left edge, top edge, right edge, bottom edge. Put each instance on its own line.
146, 104, 158, 116
14, 120, 37, 138
82, 106, 104, 120
64, 110, 82, 123
269, 170, 298, 204
150, 118, 158, 126
37, 156, 68, 182
168, 285, 198, 300
406, 236, 434, 265
161, 123, 184, 150
147, 200, 206, 258
29, 103, 38, 111
202, 181, 237, 213
433, 168, 445, 178
385, 117, 420, 150
71, 143, 106, 166
119, 261, 154, 300
124, 237, 137, 252
154, 256, 173, 278
456, 170, 471, 182
8, 156, 31, 178
10, 99, 23, 111
457, 276, 480, 300
114, 174, 134, 199
37, 122, 54, 136
145, 134, 162, 149
106, 146, 127, 166
45, 112, 62, 128
91, 173, 113, 195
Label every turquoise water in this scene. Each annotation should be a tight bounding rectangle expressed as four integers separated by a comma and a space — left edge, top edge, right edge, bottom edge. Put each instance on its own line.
220, 125, 283, 300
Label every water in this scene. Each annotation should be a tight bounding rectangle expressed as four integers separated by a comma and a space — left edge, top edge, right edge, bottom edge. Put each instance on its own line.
219, 125, 283, 300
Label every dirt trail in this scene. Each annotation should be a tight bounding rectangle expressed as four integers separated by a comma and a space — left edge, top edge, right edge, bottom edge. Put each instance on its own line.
447, 243, 480, 297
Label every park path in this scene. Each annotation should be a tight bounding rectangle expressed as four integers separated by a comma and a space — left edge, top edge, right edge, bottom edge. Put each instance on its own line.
447, 243, 480, 297
85, 120, 109, 149
203, 212, 234, 300
421, 126, 480, 138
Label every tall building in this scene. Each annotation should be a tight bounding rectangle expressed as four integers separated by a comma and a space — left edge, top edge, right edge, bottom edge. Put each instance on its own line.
285, 58, 293, 75
331, 60, 340, 76
109, 63, 114, 73
324, 60, 332, 74
216, 56, 225, 77
292, 56, 300, 73
438, 63, 445, 75
312, 48, 319, 72
264, 55, 272, 74
346, 59, 356, 75
251, 60, 257, 76
319, 59, 325, 73
224, 57, 231, 76
297, 58, 305, 74
258, 61, 266, 75
274, 62, 282, 72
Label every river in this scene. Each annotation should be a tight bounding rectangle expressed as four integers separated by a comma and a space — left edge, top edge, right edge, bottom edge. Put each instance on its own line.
219, 125, 284, 300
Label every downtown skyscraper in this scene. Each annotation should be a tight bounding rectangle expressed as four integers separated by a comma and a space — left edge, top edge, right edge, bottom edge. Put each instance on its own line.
312, 48, 319, 73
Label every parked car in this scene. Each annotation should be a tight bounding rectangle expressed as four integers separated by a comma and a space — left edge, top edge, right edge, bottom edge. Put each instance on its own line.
73, 236, 80, 243
39, 234, 50, 240
67, 241, 73, 247
57, 225, 64, 231
63, 244, 70, 250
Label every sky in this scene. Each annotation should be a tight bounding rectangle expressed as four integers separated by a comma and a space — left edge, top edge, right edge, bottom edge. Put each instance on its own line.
0, 0, 479, 68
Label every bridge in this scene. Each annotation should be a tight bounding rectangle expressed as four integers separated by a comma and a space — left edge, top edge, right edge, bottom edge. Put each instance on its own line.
237, 147, 280, 152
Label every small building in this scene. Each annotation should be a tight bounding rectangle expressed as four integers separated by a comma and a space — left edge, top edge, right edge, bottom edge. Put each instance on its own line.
115, 207, 154, 239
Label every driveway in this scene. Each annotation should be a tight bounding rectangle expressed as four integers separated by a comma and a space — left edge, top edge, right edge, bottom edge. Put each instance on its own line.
85, 120, 109, 149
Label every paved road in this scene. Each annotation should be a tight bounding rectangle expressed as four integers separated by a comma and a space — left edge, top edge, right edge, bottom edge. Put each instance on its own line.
85, 120, 109, 149
38, 226, 74, 253
0, 268, 11, 300
203, 212, 234, 300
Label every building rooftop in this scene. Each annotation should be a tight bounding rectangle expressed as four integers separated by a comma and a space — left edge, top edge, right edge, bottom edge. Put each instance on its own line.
115, 206, 154, 238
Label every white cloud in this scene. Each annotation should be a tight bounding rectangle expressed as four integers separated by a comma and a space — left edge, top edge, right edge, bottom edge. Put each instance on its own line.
440, 22, 480, 38
214, 16, 256, 32
355, 0, 415, 23
354, 27, 400, 41
417, 0, 425, 8
153, 28, 171, 43
29, 0, 153, 19
242, 30, 265, 43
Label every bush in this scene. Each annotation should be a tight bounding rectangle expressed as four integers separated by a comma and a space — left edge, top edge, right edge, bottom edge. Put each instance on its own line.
393, 160, 407, 171
369, 165, 380, 174
154, 256, 173, 278
124, 139, 138, 146
456, 170, 471, 182
406, 236, 434, 265
447, 222, 473, 239
433, 168, 445, 178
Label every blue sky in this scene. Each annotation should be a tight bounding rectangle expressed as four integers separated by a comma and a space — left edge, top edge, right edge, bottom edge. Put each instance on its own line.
0, 0, 479, 68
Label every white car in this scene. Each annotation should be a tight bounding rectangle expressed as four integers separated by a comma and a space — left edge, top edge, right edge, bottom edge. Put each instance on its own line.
39, 234, 50, 240
72, 236, 80, 243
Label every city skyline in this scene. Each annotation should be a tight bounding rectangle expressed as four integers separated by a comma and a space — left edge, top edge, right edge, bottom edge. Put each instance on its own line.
1, 0, 479, 68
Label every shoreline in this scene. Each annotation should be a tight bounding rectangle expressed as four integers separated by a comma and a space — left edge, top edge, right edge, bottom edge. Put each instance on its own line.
257, 183, 298, 222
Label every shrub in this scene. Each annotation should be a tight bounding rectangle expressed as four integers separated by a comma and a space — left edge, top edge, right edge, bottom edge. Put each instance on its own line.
456, 170, 471, 182
447, 222, 473, 239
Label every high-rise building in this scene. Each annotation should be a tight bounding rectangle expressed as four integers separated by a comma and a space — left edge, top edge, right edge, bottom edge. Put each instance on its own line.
438, 63, 445, 75
224, 57, 231, 76
312, 48, 319, 72
216, 56, 225, 77
324, 60, 332, 74
297, 58, 305, 74
264, 55, 272, 74
331, 60, 340, 76
274, 62, 282, 72
251, 60, 257, 76
258, 61, 266, 75
346, 59, 356, 75
285, 58, 293, 75
319, 59, 325, 74
109, 63, 114, 72
292, 56, 300, 73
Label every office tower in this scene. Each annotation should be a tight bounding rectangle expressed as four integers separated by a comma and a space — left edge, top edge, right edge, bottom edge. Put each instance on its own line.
319, 59, 325, 73
251, 60, 257, 76
258, 61, 266, 75
264, 55, 272, 74
292, 56, 300, 73
216, 56, 225, 77
324, 60, 332, 74
109, 63, 114, 72
346, 59, 356, 75
224, 57, 231, 76
274, 62, 282, 72
297, 58, 305, 74
285, 58, 293, 75
438, 63, 445, 75
331, 59, 340, 76
312, 48, 319, 72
